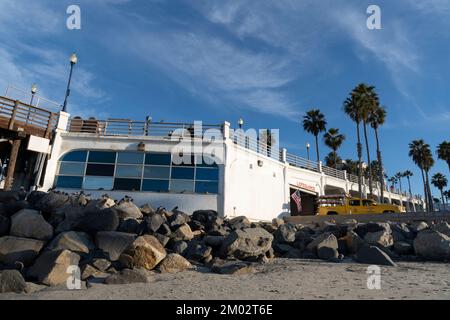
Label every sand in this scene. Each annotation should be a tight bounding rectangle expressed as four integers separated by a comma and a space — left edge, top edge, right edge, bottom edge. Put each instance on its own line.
1, 259, 449, 300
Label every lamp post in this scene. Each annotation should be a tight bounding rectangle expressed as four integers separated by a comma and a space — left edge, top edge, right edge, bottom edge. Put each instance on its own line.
306, 143, 310, 161
30, 84, 37, 106
238, 117, 244, 129
62, 53, 78, 112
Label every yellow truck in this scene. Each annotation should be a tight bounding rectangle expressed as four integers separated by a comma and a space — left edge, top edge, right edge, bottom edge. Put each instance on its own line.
316, 195, 405, 216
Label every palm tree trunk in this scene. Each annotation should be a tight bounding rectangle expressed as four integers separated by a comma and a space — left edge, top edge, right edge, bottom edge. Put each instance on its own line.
374, 127, 384, 202
425, 170, 434, 212
419, 168, 428, 212
363, 121, 373, 197
440, 189, 445, 209
314, 134, 320, 165
333, 149, 337, 169
356, 123, 363, 199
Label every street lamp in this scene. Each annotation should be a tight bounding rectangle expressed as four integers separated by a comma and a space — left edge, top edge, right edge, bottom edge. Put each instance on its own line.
238, 117, 244, 129
62, 52, 78, 112
30, 84, 38, 106
306, 143, 310, 160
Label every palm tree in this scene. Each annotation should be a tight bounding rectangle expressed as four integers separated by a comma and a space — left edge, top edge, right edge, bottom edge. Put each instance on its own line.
443, 190, 449, 204
403, 170, 414, 196
302, 109, 327, 165
409, 140, 429, 211
324, 152, 343, 169
388, 176, 398, 190
343, 96, 363, 198
423, 151, 434, 212
323, 128, 345, 169
437, 141, 450, 172
351, 84, 379, 197
431, 173, 447, 207
342, 159, 359, 176
368, 105, 387, 202
395, 172, 404, 195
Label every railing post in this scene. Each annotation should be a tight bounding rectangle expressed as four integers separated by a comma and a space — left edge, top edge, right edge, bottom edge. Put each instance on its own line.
8, 100, 19, 130
4, 138, 21, 191
281, 148, 287, 163
343, 170, 348, 181
223, 121, 230, 141
318, 161, 323, 173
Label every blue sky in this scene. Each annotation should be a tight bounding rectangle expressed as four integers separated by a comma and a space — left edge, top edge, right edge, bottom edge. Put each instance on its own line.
0, 0, 449, 198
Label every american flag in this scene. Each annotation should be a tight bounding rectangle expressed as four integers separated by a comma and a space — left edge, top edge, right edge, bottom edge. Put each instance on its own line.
291, 190, 302, 212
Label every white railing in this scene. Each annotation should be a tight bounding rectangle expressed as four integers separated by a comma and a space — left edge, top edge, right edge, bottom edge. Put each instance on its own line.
286, 153, 320, 172
5, 85, 62, 112
322, 165, 346, 180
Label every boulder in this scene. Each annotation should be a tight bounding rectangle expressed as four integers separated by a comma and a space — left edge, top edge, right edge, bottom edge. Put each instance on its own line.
140, 204, 155, 216
36, 192, 69, 214
211, 261, 255, 275
272, 218, 285, 228
154, 233, 170, 247
192, 210, 218, 225
317, 246, 339, 261
391, 223, 414, 240
114, 200, 143, 220
0, 270, 27, 293
204, 236, 225, 247
344, 231, 365, 254
158, 253, 193, 273
227, 216, 251, 230
145, 214, 166, 233
47, 231, 94, 254
432, 222, 450, 237
2, 200, 30, 217
414, 230, 450, 261
173, 224, 194, 241
157, 223, 172, 236
220, 228, 273, 260
123, 235, 167, 270
409, 221, 428, 233
81, 264, 109, 281
306, 233, 338, 253
283, 248, 303, 259
0, 236, 45, 266
26, 191, 48, 207
95, 231, 136, 261
168, 211, 190, 229
10, 209, 53, 241
92, 258, 111, 272
273, 223, 296, 243
354, 222, 391, 238
28, 249, 80, 286
55, 206, 85, 233
104, 268, 153, 285
364, 231, 394, 248
185, 241, 212, 261
393, 241, 414, 255
0, 214, 10, 236
84, 195, 116, 210
172, 241, 188, 255
356, 245, 397, 266
74, 208, 119, 234
118, 218, 144, 234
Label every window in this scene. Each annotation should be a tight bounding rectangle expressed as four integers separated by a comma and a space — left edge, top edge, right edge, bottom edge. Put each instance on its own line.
349, 199, 361, 206
142, 179, 169, 192
114, 178, 141, 191
56, 150, 219, 194
83, 176, 114, 190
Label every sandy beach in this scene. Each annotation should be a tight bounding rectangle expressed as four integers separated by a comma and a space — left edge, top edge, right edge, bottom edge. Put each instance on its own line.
1, 259, 449, 300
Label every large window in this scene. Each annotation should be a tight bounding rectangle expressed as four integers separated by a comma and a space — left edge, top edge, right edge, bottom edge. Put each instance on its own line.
55, 150, 219, 194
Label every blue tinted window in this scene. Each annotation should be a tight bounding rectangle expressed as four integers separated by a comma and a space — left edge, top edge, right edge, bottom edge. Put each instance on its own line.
196, 155, 219, 167
171, 167, 195, 180
172, 154, 195, 166
143, 166, 170, 179
83, 176, 113, 190
86, 164, 115, 176
88, 151, 116, 163
114, 178, 141, 191
170, 180, 194, 193
116, 165, 142, 178
59, 162, 85, 175
55, 176, 83, 189
196, 168, 219, 181
145, 153, 171, 165
61, 151, 87, 162
117, 152, 144, 164
142, 179, 169, 192
195, 181, 218, 194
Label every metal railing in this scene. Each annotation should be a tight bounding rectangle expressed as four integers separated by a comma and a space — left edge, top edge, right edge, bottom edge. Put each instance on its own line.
348, 173, 359, 184
0, 96, 58, 138
229, 130, 281, 161
286, 153, 320, 172
322, 165, 346, 180
68, 118, 223, 138
4, 85, 62, 112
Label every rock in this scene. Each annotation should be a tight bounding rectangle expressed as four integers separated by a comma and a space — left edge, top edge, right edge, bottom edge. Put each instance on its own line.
192, 210, 218, 225
156, 223, 172, 236
0, 190, 26, 203
85, 195, 116, 210
123, 235, 167, 270
158, 253, 193, 273
211, 262, 255, 275
140, 204, 155, 216
306, 233, 338, 253
409, 221, 428, 233
168, 211, 190, 229
432, 222, 450, 237
354, 222, 391, 238
173, 224, 194, 241
273, 243, 295, 255
272, 218, 285, 228
392, 223, 414, 240
414, 230, 450, 261
185, 241, 212, 261
356, 245, 397, 266
10, 209, 53, 241
2, 200, 30, 217
75, 208, 119, 234
104, 268, 153, 285
204, 236, 225, 247
114, 200, 143, 220
0, 270, 27, 293
364, 231, 394, 248
95, 231, 136, 261
145, 213, 166, 233
0, 214, 10, 236
393, 241, 414, 255
92, 258, 111, 272
154, 233, 170, 247
28, 249, 80, 286
317, 246, 339, 261
118, 218, 144, 234
273, 224, 296, 243
220, 228, 273, 260
24, 282, 47, 294
47, 231, 94, 254
321, 224, 348, 239
55, 206, 85, 233
344, 231, 365, 254
172, 241, 188, 255
36, 192, 69, 214
81, 264, 108, 281
283, 248, 303, 259
228, 216, 251, 230
0, 236, 45, 266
